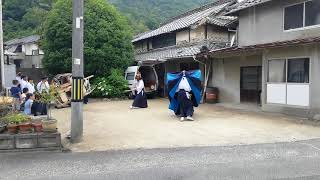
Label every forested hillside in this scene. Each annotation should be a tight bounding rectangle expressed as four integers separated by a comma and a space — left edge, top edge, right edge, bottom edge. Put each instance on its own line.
109, 0, 212, 34
3, 0, 212, 40
3, 0, 56, 41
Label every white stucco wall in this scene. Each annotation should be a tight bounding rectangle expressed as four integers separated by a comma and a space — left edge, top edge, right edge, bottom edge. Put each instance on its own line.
238, 0, 320, 46
24, 43, 39, 56
176, 30, 189, 44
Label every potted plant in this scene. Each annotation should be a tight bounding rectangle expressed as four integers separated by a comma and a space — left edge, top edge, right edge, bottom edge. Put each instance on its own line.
17, 115, 33, 134
1, 113, 31, 134
38, 86, 59, 132
32, 120, 43, 133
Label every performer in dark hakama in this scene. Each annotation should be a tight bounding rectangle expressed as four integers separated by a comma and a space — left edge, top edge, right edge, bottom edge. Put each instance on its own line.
130, 72, 148, 109
167, 70, 202, 121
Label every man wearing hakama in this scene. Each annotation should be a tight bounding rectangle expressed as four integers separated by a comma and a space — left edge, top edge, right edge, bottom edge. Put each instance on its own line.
167, 70, 202, 121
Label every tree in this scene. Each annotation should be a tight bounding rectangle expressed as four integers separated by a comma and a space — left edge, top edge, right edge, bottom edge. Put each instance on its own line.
41, 0, 134, 77
3, 0, 55, 40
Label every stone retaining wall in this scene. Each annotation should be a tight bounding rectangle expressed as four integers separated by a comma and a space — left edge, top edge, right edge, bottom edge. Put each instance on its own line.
0, 133, 61, 151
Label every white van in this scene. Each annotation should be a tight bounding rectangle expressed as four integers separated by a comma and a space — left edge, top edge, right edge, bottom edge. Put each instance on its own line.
125, 65, 158, 98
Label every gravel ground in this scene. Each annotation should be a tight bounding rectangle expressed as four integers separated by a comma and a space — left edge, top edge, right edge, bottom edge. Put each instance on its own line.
53, 99, 320, 152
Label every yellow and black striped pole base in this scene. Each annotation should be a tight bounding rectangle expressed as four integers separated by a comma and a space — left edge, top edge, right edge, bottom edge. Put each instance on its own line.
72, 77, 84, 102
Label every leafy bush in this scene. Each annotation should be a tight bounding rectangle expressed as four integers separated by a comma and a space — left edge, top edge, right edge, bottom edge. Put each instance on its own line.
92, 69, 128, 98
1, 113, 31, 124
37, 85, 59, 104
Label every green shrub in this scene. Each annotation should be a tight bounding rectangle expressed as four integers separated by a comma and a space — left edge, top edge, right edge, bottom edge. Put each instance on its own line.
1, 113, 31, 124
92, 69, 128, 98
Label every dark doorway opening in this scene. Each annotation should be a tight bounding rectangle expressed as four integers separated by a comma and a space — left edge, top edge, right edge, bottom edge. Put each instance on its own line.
240, 66, 262, 104
180, 62, 199, 71
14, 59, 22, 68
155, 63, 165, 97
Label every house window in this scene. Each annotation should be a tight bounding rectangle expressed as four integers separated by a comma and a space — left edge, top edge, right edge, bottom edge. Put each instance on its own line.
305, 0, 320, 26
267, 58, 310, 107
126, 72, 135, 81
32, 49, 39, 56
14, 45, 23, 53
268, 59, 286, 83
287, 58, 309, 83
284, 0, 320, 30
284, 4, 304, 30
152, 33, 176, 49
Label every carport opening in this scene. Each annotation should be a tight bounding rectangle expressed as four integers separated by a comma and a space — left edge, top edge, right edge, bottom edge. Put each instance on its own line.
139, 66, 156, 91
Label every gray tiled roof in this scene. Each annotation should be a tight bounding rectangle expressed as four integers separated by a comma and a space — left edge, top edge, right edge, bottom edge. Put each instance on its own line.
132, 1, 234, 43
135, 40, 228, 62
225, 0, 273, 15
206, 15, 238, 27
4, 35, 40, 46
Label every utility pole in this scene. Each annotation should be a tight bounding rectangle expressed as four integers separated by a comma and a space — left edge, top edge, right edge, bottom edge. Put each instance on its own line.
71, 0, 84, 143
0, 0, 5, 90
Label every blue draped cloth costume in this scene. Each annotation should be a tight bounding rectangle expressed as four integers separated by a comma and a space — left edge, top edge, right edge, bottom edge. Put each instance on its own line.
166, 70, 202, 116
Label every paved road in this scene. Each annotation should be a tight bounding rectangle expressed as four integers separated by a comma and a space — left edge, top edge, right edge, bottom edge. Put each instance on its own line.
1, 139, 320, 180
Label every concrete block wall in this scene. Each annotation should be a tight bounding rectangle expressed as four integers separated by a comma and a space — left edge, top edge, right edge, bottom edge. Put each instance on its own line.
0, 133, 61, 151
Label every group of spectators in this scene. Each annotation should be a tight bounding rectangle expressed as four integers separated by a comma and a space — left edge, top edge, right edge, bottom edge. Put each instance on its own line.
10, 72, 50, 115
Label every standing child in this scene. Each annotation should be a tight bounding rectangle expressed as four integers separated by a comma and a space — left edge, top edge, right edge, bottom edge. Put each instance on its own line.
37, 77, 50, 93
10, 80, 21, 112
26, 78, 35, 94
20, 75, 28, 91
24, 93, 34, 115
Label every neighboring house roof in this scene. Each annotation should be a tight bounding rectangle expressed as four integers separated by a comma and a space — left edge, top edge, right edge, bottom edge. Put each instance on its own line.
132, 0, 236, 43
4, 35, 40, 47
225, 0, 273, 15
205, 15, 238, 27
203, 36, 320, 55
135, 40, 228, 62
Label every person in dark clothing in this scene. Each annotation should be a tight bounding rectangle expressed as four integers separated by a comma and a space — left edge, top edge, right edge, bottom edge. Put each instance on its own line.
10, 80, 21, 112
177, 89, 194, 121
31, 94, 47, 116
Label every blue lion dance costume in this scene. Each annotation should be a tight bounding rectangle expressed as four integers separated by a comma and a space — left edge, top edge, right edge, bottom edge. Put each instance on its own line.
166, 70, 202, 117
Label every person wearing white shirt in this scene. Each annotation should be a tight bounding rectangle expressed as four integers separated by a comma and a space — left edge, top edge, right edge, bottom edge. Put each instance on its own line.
26, 78, 36, 94
37, 77, 50, 93
130, 72, 148, 109
20, 75, 28, 91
